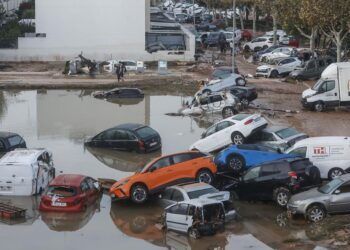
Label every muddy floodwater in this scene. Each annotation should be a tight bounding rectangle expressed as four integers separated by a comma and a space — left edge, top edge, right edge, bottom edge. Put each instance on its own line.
0, 90, 349, 250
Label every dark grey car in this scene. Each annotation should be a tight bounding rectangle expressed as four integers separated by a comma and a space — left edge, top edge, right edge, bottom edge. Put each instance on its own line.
287, 174, 350, 222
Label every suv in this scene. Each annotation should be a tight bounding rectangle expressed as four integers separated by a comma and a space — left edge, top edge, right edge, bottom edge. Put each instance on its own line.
109, 151, 217, 203
289, 57, 336, 80
224, 158, 321, 207
243, 36, 274, 52
256, 57, 302, 78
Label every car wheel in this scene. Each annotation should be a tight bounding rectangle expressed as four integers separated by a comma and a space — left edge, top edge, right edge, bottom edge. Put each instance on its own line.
231, 132, 245, 145
222, 106, 237, 118
188, 227, 200, 239
241, 98, 249, 108
328, 168, 345, 180
235, 77, 246, 86
307, 205, 326, 222
202, 89, 211, 95
244, 45, 250, 52
196, 169, 214, 184
314, 102, 325, 112
227, 154, 246, 172
270, 70, 278, 78
130, 184, 148, 204
273, 187, 290, 207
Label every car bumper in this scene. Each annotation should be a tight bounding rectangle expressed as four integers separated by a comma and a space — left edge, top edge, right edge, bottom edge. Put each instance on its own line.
300, 98, 313, 108
110, 188, 129, 200
286, 203, 306, 215
39, 202, 85, 212
256, 72, 269, 77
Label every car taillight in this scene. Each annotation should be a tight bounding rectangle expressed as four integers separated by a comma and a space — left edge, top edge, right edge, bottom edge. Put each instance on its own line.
138, 140, 145, 149
244, 119, 253, 125
288, 171, 298, 179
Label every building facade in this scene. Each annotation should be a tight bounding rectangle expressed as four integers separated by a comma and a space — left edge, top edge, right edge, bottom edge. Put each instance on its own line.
0, 0, 195, 61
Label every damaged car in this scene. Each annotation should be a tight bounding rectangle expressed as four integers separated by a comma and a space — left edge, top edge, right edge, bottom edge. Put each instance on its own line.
0, 132, 27, 156
256, 57, 302, 78
92, 88, 144, 100
199, 74, 246, 95
163, 199, 225, 239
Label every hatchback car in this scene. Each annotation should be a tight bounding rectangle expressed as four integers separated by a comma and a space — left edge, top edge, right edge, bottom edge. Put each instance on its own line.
92, 88, 144, 99
214, 144, 297, 174
159, 183, 236, 222
39, 174, 101, 212
84, 124, 161, 153
288, 174, 350, 222
109, 151, 217, 204
0, 132, 26, 156
224, 158, 321, 207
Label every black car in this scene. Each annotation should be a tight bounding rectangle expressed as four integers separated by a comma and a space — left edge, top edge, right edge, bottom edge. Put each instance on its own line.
93, 88, 144, 99
230, 86, 258, 106
85, 124, 161, 153
0, 132, 26, 156
220, 158, 321, 207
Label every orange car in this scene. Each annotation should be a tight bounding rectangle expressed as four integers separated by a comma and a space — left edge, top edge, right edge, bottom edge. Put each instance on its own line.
109, 151, 217, 204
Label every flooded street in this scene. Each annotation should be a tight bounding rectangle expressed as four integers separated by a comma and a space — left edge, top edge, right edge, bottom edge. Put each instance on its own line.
0, 90, 349, 250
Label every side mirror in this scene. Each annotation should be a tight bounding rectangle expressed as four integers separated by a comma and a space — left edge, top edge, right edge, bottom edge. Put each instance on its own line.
334, 189, 341, 195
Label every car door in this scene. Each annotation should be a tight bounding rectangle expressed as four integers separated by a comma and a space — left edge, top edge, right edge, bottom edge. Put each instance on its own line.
329, 181, 350, 213
318, 80, 339, 106
171, 153, 199, 182
237, 166, 262, 199
197, 124, 219, 152
166, 204, 190, 232
215, 121, 236, 148
145, 156, 173, 191
256, 163, 283, 199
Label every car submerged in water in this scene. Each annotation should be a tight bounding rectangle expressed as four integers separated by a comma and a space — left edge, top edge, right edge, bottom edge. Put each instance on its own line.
92, 88, 144, 100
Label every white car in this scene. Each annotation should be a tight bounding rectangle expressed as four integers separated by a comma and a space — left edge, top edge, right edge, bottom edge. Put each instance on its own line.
164, 199, 225, 239
200, 74, 246, 95
243, 36, 274, 52
0, 149, 55, 196
160, 183, 236, 223
260, 47, 295, 63
256, 57, 302, 78
285, 137, 350, 180
224, 30, 241, 45
190, 113, 268, 153
181, 92, 239, 116
265, 30, 287, 42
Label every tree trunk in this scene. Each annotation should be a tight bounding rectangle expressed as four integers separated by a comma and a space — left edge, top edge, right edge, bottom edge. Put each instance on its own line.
239, 8, 244, 30
272, 14, 277, 46
335, 33, 342, 62
252, 5, 256, 38
225, 9, 228, 27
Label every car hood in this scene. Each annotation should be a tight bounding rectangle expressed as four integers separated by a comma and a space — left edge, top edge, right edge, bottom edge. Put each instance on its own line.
302, 88, 317, 99
289, 187, 323, 203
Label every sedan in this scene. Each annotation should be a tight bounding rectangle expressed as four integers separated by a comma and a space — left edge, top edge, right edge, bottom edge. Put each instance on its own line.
288, 174, 350, 222
190, 114, 267, 153
93, 88, 144, 99
84, 123, 161, 153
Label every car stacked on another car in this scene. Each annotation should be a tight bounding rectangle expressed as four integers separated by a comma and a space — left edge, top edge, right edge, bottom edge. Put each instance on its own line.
230, 86, 258, 107
200, 73, 246, 95
190, 113, 268, 153
109, 151, 217, 203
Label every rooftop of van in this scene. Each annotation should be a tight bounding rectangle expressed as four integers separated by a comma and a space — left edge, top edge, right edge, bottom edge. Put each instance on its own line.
0, 149, 47, 165
293, 136, 350, 147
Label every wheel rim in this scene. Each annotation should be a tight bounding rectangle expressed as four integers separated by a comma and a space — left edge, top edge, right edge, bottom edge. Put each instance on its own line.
310, 208, 324, 222
277, 192, 288, 206
315, 103, 323, 112
237, 79, 245, 86
133, 187, 146, 202
241, 99, 249, 106
331, 169, 343, 179
198, 172, 212, 183
233, 134, 243, 144
229, 157, 243, 171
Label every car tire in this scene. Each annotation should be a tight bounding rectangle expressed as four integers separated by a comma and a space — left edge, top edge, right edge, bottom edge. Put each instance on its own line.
227, 154, 246, 173
328, 168, 345, 180
196, 169, 214, 184
130, 184, 148, 204
314, 101, 325, 112
244, 45, 250, 52
270, 70, 278, 78
188, 227, 200, 239
235, 77, 246, 86
307, 205, 326, 222
273, 187, 290, 207
222, 106, 237, 118
231, 132, 245, 145
202, 89, 211, 95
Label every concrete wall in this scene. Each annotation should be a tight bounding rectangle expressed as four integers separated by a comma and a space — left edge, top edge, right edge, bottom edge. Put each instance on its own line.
0, 0, 195, 61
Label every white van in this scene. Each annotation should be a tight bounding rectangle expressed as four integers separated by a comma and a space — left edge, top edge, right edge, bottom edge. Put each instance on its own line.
285, 137, 350, 180
301, 63, 350, 112
0, 149, 55, 196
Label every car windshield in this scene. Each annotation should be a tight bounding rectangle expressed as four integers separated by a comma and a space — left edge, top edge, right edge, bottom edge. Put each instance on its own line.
135, 126, 158, 139
187, 187, 219, 199
312, 79, 324, 91
47, 186, 77, 197
318, 178, 344, 194
275, 128, 300, 139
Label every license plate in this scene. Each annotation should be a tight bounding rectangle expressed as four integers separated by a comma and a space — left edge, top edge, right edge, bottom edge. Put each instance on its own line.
150, 142, 158, 147
52, 202, 67, 207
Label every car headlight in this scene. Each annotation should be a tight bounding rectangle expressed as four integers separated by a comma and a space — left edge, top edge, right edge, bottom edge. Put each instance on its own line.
291, 200, 304, 206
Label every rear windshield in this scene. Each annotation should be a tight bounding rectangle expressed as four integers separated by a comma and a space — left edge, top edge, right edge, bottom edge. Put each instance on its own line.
47, 186, 77, 197
275, 128, 300, 139
187, 187, 218, 199
135, 126, 158, 139
232, 114, 250, 121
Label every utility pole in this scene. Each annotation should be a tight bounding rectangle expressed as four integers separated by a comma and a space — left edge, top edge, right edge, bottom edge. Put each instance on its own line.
193, 0, 195, 26
232, 0, 236, 73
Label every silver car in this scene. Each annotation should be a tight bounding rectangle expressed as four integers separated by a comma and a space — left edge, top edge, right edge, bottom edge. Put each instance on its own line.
287, 174, 350, 222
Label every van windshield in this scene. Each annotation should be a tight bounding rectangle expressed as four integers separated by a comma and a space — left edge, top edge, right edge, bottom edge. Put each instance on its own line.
312, 79, 323, 91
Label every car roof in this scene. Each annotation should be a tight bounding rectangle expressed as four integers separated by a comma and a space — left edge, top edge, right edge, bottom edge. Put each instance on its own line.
0, 131, 19, 139
171, 182, 214, 192
50, 174, 87, 187
113, 123, 146, 131
0, 149, 48, 165
293, 136, 350, 147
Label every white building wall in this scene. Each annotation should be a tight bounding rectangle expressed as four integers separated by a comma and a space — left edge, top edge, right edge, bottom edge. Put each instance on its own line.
0, 0, 195, 61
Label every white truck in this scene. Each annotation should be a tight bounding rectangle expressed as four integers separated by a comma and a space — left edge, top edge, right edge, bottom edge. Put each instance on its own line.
301, 63, 350, 112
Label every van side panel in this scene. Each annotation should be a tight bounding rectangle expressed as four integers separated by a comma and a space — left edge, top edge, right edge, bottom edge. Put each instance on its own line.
338, 65, 350, 102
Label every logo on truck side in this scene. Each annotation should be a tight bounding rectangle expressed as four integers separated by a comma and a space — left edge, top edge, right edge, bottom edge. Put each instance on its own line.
313, 146, 327, 155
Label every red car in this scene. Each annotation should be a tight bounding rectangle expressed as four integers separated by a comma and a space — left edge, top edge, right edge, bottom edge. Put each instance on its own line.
241, 30, 253, 41
39, 174, 101, 212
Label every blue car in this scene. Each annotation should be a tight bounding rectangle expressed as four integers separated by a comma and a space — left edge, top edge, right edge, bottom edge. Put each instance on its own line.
214, 144, 297, 174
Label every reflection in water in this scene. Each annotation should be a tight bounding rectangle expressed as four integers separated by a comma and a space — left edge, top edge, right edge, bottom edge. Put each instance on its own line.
0, 196, 40, 225
86, 147, 161, 173
41, 196, 101, 232
106, 98, 145, 106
